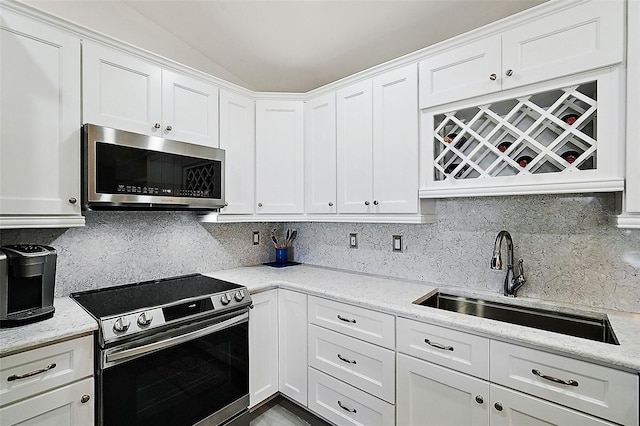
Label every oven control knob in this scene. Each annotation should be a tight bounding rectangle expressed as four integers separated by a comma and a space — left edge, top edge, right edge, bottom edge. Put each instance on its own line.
220, 294, 231, 305
137, 312, 153, 327
234, 291, 245, 302
113, 317, 131, 333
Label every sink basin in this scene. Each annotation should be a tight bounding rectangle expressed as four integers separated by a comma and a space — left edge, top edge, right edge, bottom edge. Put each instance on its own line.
415, 292, 619, 345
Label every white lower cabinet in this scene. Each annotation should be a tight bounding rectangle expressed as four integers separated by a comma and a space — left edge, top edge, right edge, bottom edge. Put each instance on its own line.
397, 353, 489, 426
0, 336, 94, 426
278, 289, 308, 406
249, 290, 279, 408
308, 368, 395, 426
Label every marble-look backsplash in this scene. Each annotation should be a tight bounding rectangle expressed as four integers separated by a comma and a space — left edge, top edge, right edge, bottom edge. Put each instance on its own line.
0, 211, 276, 296
288, 193, 640, 313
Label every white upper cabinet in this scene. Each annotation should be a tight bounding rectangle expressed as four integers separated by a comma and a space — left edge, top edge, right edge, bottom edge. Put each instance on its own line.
0, 9, 84, 228
337, 80, 374, 213
419, 0, 624, 109
305, 93, 337, 214
338, 65, 419, 214
83, 41, 219, 147
219, 90, 255, 214
255, 100, 304, 214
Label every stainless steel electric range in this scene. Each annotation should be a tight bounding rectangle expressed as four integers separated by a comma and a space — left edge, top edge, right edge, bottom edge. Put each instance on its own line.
71, 274, 252, 426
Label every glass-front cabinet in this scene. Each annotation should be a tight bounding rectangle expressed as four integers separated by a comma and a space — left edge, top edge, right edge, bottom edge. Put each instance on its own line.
419, 69, 624, 198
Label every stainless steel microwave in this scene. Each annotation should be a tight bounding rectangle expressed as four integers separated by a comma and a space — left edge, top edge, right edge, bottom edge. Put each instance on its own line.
82, 124, 225, 210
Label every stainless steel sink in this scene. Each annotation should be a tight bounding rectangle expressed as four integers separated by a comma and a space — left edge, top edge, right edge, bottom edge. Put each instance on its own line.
415, 292, 619, 345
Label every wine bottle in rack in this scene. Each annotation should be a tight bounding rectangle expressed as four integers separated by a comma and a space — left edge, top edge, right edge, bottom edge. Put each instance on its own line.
516, 155, 534, 168
561, 114, 578, 125
561, 150, 581, 164
444, 133, 467, 148
497, 141, 512, 152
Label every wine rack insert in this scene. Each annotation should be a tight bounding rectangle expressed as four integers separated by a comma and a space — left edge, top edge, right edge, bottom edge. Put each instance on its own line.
433, 81, 597, 182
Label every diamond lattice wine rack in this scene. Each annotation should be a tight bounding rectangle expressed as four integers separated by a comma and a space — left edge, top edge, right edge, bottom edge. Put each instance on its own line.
433, 81, 598, 183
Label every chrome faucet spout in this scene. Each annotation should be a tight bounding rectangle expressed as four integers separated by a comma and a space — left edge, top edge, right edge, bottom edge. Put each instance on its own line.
490, 230, 526, 297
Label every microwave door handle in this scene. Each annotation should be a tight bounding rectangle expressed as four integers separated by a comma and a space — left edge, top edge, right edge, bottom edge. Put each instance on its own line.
105, 312, 248, 366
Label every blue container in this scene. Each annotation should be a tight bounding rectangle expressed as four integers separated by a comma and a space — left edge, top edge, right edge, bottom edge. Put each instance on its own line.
275, 248, 288, 264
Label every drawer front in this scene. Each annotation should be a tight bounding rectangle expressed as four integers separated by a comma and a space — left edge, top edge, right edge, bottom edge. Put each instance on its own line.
0, 336, 93, 407
397, 317, 489, 379
308, 324, 395, 403
0, 377, 94, 426
308, 367, 395, 426
490, 341, 639, 426
308, 296, 395, 348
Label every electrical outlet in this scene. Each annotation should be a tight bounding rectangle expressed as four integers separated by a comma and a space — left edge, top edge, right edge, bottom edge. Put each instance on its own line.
349, 233, 358, 249
393, 235, 403, 252
252, 231, 260, 245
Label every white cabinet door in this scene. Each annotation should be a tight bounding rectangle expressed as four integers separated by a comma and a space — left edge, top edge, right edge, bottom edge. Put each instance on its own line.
623, 0, 640, 216
162, 69, 219, 147
372, 64, 419, 213
219, 90, 255, 214
278, 289, 307, 406
397, 353, 489, 426
501, 0, 623, 91
0, 10, 83, 227
83, 40, 162, 136
418, 35, 501, 108
249, 290, 279, 408
255, 100, 304, 214
490, 384, 615, 426
0, 378, 94, 426
336, 80, 374, 213
305, 92, 337, 214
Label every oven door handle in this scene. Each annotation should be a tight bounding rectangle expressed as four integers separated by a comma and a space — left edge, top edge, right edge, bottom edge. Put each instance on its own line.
105, 312, 248, 365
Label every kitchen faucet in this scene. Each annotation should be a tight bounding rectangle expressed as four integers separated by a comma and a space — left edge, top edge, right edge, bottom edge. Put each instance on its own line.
490, 230, 526, 297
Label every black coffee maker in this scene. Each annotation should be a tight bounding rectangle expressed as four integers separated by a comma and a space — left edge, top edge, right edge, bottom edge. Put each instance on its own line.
0, 245, 57, 327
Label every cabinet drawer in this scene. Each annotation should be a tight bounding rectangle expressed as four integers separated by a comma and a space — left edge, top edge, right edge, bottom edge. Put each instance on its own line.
0, 377, 94, 426
0, 336, 93, 407
490, 341, 638, 426
308, 296, 395, 348
308, 367, 394, 426
308, 324, 395, 403
397, 317, 489, 379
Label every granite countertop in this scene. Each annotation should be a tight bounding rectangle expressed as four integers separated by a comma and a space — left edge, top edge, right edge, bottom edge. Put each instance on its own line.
205, 264, 640, 373
0, 297, 97, 357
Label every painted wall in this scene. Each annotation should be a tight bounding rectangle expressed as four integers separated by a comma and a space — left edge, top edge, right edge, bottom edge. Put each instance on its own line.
0, 212, 275, 296
289, 193, 640, 313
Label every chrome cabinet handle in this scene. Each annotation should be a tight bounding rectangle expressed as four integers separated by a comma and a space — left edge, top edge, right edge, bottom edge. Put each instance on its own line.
165, 125, 172, 132
153, 123, 161, 129
494, 402, 503, 411
81, 395, 91, 403
258, 203, 263, 207
337, 354, 357, 364
489, 73, 497, 81
425, 339, 454, 351
475, 395, 484, 404
224, 202, 229, 207
373, 200, 379, 205
337, 400, 357, 414
8, 363, 56, 381
532, 369, 578, 387
337, 314, 356, 323
328, 202, 334, 206
505, 69, 513, 77
364, 201, 370, 206
68, 197, 77, 204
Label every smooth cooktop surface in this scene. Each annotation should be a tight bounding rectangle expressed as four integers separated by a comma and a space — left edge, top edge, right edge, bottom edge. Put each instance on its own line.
71, 274, 242, 318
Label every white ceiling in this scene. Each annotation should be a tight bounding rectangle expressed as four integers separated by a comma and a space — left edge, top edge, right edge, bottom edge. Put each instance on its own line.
24, 0, 547, 92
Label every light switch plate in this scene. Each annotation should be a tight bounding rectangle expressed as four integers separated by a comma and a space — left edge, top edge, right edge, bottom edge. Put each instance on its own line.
393, 235, 403, 252
349, 233, 358, 249
252, 231, 260, 245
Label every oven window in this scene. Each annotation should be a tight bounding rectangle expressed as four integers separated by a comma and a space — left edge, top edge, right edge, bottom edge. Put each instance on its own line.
101, 322, 248, 426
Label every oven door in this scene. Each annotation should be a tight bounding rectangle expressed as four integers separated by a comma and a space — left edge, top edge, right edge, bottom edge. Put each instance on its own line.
98, 312, 248, 426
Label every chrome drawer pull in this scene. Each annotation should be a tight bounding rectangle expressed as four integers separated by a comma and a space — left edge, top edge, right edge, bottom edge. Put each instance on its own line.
425, 339, 454, 351
532, 369, 579, 387
337, 354, 357, 364
7, 363, 56, 381
337, 400, 357, 414
337, 315, 356, 324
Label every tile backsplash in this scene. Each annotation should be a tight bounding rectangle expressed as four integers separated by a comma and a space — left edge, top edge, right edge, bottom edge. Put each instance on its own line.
289, 193, 640, 313
0, 211, 276, 296
1, 193, 638, 313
